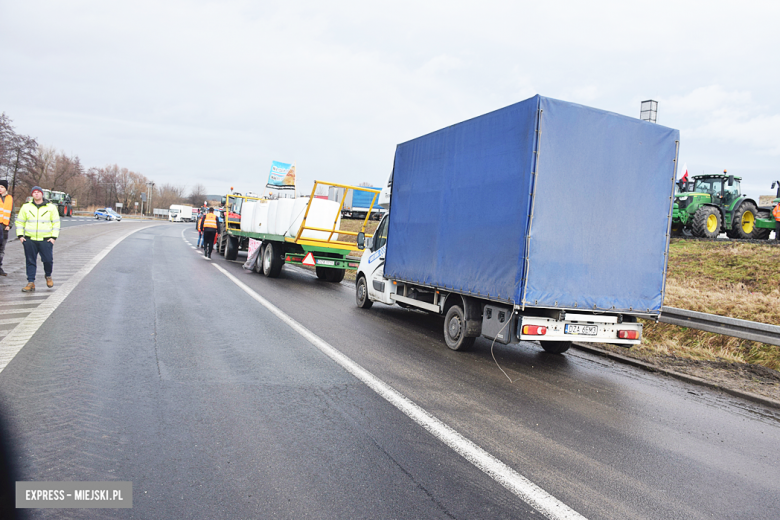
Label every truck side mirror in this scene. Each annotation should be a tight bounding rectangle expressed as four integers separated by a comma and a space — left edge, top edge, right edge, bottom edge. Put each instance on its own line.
357, 231, 365, 250
728, 175, 734, 186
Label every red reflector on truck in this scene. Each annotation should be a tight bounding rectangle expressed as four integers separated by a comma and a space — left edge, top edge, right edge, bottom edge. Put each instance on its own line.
522, 325, 547, 335
618, 330, 639, 340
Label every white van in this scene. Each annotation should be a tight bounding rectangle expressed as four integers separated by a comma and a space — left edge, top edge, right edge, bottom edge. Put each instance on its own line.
169, 204, 194, 222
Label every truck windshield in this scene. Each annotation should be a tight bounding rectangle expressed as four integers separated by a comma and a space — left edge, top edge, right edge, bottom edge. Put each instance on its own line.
170, 209, 180, 214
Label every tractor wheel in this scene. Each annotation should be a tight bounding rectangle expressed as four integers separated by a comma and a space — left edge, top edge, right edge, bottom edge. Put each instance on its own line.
731, 201, 758, 239
670, 223, 683, 237
325, 268, 345, 283
692, 206, 721, 238
752, 210, 772, 240
540, 341, 572, 354
355, 275, 373, 309
262, 242, 283, 278
225, 236, 239, 260
443, 304, 476, 352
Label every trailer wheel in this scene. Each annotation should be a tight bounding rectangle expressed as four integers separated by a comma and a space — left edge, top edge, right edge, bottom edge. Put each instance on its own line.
540, 341, 571, 354
325, 269, 345, 283
225, 236, 239, 260
443, 305, 476, 351
356, 276, 373, 309
262, 242, 283, 277
315, 266, 329, 280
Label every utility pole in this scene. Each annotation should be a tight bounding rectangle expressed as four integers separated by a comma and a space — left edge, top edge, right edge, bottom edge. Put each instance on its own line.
146, 182, 155, 217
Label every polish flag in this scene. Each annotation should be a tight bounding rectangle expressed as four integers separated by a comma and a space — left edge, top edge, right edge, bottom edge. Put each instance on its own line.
679, 163, 689, 183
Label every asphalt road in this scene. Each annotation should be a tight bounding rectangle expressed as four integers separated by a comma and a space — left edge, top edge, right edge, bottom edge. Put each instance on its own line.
0, 223, 778, 519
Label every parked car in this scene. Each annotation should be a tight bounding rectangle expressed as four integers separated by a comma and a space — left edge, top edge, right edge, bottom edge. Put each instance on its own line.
94, 208, 122, 221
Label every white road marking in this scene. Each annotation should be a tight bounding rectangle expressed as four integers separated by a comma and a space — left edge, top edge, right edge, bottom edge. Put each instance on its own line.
0, 318, 25, 326
0, 225, 159, 373
212, 263, 585, 520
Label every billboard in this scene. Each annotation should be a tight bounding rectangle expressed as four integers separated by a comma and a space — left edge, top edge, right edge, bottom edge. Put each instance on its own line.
267, 161, 296, 190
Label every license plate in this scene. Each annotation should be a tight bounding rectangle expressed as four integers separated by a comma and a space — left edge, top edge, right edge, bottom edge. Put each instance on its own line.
316, 259, 335, 266
565, 324, 598, 336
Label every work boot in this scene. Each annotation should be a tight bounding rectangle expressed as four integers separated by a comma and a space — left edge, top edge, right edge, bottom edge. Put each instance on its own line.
0, 267, 6, 276
46, 276, 53, 288
22, 282, 35, 292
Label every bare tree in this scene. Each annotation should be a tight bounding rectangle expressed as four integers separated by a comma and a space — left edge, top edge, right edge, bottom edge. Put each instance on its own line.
155, 183, 186, 210
188, 183, 207, 206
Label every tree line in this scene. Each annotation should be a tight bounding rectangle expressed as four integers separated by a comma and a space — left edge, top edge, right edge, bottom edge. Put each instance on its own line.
0, 112, 207, 213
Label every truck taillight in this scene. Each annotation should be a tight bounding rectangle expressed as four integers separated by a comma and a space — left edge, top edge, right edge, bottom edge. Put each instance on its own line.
618, 330, 639, 340
522, 325, 547, 335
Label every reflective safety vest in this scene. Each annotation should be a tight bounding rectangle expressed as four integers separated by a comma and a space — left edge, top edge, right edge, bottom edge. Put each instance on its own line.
774, 203, 780, 221
16, 201, 61, 241
0, 193, 12, 226
203, 213, 218, 229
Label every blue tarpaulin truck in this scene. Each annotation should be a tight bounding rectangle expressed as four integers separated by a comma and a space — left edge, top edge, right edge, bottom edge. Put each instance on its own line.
329, 185, 386, 220
355, 95, 680, 354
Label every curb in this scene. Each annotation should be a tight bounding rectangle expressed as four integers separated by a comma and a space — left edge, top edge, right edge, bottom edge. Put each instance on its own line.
572, 342, 780, 411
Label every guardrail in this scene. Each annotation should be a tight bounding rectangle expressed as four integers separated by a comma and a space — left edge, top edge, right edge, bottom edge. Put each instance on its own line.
660, 306, 780, 346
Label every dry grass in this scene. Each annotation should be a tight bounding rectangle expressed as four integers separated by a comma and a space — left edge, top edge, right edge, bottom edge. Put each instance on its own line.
634, 240, 780, 371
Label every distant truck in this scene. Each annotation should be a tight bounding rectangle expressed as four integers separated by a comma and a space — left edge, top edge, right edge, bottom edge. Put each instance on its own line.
355, 95, 680, 354
169, 204, 194, 222
328, 186, 386, 220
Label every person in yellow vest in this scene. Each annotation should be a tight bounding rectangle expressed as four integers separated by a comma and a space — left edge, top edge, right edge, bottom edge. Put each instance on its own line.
773, 202, 780, 241
16, 186, 60, 292
201, 207, 219, 259
0, 180, 12, 276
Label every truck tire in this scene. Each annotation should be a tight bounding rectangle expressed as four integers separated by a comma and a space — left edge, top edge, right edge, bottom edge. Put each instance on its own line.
315, 266, 328, 280
262, 241, 283, 278
356, 276, 373, 309
225, 236, 239, 261
443, 305, 476, 352
540, 341, 571, 354
325, 269, 345, 283
692, 206, 721, 238
730, 201, 758, 239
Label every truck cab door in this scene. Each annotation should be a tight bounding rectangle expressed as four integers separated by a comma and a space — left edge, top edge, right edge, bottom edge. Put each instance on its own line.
365, 216, 392, 303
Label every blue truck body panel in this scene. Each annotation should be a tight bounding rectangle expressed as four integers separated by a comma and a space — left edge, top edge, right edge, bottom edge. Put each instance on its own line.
384, 95, 680, 315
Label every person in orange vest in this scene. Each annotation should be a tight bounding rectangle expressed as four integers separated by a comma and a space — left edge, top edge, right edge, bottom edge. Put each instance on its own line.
773, 202, 780, 241
201, 207, 219, 259
0, 180, 12, 276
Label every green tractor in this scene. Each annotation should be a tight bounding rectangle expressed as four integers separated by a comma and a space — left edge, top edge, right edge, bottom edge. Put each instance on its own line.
671, 172, 775, 239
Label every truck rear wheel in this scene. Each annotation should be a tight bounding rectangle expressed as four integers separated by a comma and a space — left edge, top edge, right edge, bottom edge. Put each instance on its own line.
315, 266, 328, 280
356, 276, 373, 309
225, 236, 239, 260
262, 242, 283, 277
692, 206, 721, 238
444, 305, 476, 351
540, 341, 571, 354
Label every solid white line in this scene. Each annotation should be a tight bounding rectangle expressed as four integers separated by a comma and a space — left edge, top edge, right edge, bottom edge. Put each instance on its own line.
0, 225, 160, 373
0, 318, 25, 326
212, 263, 585, 520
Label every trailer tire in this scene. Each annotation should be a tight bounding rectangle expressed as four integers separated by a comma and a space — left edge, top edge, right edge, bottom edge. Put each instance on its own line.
225, 236, 239, 261
692, 206, 721, 238
444, 305, 476, 352
262, 241, 283, 278
315, 266, 329, 280
325, 269, 345, 283
356, 276, 373, 309
540, 341, 571, 354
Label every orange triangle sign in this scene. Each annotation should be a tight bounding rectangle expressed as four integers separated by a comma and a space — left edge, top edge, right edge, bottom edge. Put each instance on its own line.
302, 252, 316, 266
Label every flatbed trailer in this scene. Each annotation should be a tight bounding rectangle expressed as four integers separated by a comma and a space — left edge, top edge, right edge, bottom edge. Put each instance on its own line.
220, 182, 380, 282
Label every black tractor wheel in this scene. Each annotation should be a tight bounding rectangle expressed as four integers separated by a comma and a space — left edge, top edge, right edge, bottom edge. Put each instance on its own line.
443, 304, 476, 352
325, 269, 345, 283
752, 210, 772, 239
730, 201, 758, 239
262, 241, 283, 278
540, 341, 572, 354
225, 236, 239, 260
692, 206, 721, 238
355, 276, 373, 309
670, 223, 683, 237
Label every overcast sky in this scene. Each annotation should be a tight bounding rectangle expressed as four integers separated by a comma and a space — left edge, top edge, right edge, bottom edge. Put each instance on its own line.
2, 0, 779, 199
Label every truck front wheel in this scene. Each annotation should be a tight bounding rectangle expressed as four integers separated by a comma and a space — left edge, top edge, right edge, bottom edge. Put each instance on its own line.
356, 276, 373, 309
444, 305, 476, 351
540, 341, 571, 354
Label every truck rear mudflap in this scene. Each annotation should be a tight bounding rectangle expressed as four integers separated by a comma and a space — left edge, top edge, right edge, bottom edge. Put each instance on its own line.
517, 314, 642, 346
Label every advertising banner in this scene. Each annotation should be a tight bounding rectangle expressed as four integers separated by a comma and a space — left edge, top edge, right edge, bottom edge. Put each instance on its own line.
267, 161, 296, 190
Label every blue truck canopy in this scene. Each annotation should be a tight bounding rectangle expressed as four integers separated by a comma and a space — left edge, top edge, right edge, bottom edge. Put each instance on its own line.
384, 95, 679, 315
